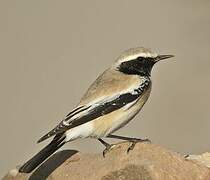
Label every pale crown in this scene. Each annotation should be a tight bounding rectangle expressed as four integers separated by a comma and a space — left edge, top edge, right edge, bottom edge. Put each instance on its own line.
114, 47, 158, 67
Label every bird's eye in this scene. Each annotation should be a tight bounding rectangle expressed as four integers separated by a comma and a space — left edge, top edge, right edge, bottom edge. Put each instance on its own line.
137, 57, 143, 61
137, 57, 154, 64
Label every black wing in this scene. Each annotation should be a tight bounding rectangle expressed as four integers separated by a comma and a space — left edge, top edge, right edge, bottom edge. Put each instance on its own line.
37, 105, 91, 143
38, 79, 150, 143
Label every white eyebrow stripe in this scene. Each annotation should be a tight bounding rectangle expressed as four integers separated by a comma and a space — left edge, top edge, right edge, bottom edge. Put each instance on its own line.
115, 52, 158, 66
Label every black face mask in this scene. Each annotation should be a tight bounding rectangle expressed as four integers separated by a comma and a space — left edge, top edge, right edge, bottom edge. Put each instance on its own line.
118, 57, 155, 76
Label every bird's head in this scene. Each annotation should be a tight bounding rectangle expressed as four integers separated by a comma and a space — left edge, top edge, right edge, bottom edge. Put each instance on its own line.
114, 47, 174, 76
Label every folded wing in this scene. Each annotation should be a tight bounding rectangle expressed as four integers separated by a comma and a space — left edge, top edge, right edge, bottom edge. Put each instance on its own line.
37, 78, 150, 143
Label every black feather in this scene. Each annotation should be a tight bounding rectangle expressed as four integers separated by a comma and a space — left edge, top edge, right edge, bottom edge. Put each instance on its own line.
19, 134, 65, 173
67, 79, 150, 129
37, 78, 150, 143
37, 106, 91, 143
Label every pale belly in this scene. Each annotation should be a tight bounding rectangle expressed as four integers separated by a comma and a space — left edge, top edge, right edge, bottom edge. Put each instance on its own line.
65, 87, 151, 142
65, 107, 140, 142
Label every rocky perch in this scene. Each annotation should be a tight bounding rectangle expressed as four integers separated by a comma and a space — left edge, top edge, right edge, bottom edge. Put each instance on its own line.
3, 142, 210, 180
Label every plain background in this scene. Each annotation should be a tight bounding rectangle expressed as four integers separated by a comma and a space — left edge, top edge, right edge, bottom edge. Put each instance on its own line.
1, 0, 210, 176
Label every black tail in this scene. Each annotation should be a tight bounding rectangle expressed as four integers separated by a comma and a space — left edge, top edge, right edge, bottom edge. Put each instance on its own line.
19, 134, 65, 173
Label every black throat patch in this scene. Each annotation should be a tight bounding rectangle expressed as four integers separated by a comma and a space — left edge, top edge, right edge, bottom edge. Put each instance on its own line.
118, 57, 155, 76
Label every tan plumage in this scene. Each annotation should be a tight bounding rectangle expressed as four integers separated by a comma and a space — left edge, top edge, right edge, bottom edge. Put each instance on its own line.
79, 68, 141, 105
19, 47, 174, 173
92, 82, 151, 137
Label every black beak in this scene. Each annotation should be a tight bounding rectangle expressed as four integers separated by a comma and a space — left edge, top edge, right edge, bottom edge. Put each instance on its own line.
156, 55, 174, 61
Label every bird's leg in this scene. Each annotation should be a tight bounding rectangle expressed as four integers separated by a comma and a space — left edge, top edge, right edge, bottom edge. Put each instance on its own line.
107, 134, 151, 153
98, 138, 116, 157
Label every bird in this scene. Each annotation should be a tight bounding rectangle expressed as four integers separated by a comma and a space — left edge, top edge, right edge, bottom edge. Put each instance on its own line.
19, 47, 174, 173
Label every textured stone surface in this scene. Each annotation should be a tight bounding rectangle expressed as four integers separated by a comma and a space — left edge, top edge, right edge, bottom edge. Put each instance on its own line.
3, 142, 210, 180
186, 152, 210, 168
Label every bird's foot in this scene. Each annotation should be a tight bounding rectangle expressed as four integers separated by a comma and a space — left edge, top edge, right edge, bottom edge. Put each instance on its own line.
127, 138, 151, 154
103, 144, 116, 157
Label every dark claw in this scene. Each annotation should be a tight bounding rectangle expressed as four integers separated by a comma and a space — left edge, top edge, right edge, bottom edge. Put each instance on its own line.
103, 149, 108, 158
127, 141, 137, 154
127, 138, 151, 154
102, 144, 116, 157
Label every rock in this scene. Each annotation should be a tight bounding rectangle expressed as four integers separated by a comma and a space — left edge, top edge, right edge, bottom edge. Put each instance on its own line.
186, 152, 210, 168
3, 142, 210, 180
